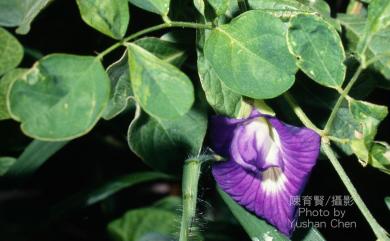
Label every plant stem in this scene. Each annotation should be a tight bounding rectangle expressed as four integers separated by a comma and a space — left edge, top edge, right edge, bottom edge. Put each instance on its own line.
98, 21, 213, 59
323, 65, 364, 134
179, 158, 202, 241
283, 92, 323, 135
322, 143, 389, 241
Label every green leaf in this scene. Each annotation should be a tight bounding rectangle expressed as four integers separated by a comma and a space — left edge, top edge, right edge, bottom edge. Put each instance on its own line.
349, 99, 388, 163
287, 14, 346, 89
108, 208, 178, 241
328, 97, 388, 163
129, 0, 170, 16
197, 25, 242, 117
135, 37, 188, 67
152, 196, 181, 213
103, 38, 187, 120
248, 0, 314, 19
248, 0, 340, 30
0, 69, 26, 120
204, 10, 297, 99
0, 27, 23, 76
385, 197, 390, 210
0, 0, 50, 34
356, 0, 390, 57
294, 227, 327, 241
128, 103, 207, 174
8, 54, 110, 141
296, 0, 341, 31
102, 51, 133, 120
51, 172, 171, 217
217, 187, 289, 241
0, 157, 16, 176
5, 140, 68, 178
194, 0, 206, 16
369, 142, 390, 175
338, 14, 390, 81
208, 0, 229, 16
76, 0, 129, 39
329, 103, 359, 155
198, 55, 242, 116
127, 43, 194, 120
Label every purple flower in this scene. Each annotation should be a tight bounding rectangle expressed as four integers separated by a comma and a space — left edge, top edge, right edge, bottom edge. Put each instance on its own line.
211, 109, 320, 236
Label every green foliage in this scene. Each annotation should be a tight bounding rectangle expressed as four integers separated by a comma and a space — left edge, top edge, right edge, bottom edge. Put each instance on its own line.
129, 0, 170, 16
135, 37, 187, 67
296, 0, 341, 30
349, 99, 388, 162
0, 156, 16, 176
356, 0, 390, 58
108, 208, 178, 241
208, 0, 229, 16
5, 140, 67, 178
103, 37, 187, 120
127, 43, 194, 120
51, 172, 171, 217
338, 14, 390, 82
287, 14, 346, 89
205, 10, 297, 99
0, 27, 23, 76
0, 69, 26, 120
127, 102, 207, 174
369, 142, 390, 175
328, 98, 388, 173
1, 1, 390, 241
385, 197, 390, 210
152, 196, 181, 213
247, 0, 339, 30
196, 22, 242, 117
0, 0, 50, 34
247, 0, 315, 19
8, 54, 110, 141
197, 53, 242, 116
102, 51, 134, 120
76, 0, 129, 39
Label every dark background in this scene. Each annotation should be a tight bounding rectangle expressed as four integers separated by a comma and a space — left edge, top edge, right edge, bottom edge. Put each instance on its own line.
0, 0, 389, 241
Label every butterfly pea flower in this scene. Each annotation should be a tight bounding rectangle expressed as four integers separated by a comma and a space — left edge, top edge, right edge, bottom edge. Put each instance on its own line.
210, 109, 320, 236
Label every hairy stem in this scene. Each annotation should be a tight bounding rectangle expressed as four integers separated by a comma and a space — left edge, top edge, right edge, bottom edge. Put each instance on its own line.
179, 158, 202, 241
98, 21, 212, 59
322, 143, 389, 241
323, 65, 364, 134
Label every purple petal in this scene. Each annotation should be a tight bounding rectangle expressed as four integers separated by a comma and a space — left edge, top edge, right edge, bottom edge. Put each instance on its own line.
211, 111, 320, 236
209, 110, 261, 157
